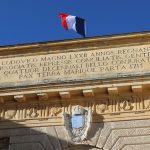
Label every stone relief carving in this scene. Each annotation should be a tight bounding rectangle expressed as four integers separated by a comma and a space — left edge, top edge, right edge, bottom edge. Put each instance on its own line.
106, 95, 134, 113
64, 105, 92, 143
144, 98, 150, 109
50, 106, 62, 116
0, 95, 150, 123
96, 104, 107, 113
0, 104, 62, 121
5, 109, 17, 119
120, 100, 133, 111
28, 107, 39, 118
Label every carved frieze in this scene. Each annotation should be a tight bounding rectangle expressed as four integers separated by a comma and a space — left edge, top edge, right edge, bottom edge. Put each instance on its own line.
0, 95, 150, 124
0, 104, 62, 121
94, 95, 147, 115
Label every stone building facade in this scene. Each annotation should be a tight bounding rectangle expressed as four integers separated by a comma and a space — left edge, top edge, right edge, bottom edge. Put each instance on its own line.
0, 32, 150, 150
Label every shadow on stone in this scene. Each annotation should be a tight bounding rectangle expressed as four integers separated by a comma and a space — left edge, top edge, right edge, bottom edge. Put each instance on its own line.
88, 115, 104, 139
0, 116, 103, 150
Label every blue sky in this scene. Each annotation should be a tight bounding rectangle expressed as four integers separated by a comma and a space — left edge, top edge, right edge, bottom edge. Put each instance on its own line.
0, 0, 150, 46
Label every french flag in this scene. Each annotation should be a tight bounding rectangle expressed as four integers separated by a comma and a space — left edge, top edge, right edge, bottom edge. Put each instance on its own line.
59, 13, 86, 37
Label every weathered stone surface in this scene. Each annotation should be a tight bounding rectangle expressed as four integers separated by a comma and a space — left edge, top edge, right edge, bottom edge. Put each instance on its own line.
123, 144, 150, 150
96, 119, 150, 150
111, 136, 150, 150
0, 44, 150, 88
55, 126, 69, 149
0, 119, 150, 149
88, 123, 103, 146
10, 134, 53, 150
1, 33, 150, 150
46, 126, 62, 150
10, 143, 44, 150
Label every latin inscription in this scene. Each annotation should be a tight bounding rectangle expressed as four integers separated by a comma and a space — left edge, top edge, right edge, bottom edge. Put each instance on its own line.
0, 44, 150, 87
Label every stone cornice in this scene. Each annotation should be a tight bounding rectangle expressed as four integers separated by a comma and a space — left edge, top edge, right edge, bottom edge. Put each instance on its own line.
0, 32, 150, 55
0, 80, 148, 97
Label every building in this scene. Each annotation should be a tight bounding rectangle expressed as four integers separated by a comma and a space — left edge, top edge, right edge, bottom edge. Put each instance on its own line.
0, 32, 150, 150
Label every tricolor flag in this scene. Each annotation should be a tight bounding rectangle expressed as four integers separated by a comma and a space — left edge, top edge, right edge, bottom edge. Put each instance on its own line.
59, 13, 86, 37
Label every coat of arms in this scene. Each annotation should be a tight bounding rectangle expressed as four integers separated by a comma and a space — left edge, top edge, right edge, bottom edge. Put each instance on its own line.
64, 105, 92, 143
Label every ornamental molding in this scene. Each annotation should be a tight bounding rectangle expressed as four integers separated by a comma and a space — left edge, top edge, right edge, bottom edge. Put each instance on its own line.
0, 94, 150, 128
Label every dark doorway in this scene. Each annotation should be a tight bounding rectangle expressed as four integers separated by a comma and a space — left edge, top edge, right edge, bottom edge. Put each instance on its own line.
0, 137, 9, 150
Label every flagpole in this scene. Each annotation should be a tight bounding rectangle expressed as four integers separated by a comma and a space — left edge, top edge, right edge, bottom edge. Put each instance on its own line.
84, 20, 86, 38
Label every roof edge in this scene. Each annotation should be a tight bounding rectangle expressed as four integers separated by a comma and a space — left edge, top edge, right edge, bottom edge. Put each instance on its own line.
1, 31, 150, 49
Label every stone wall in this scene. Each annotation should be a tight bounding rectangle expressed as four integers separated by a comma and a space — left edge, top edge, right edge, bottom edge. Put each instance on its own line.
0, 119, 150, 150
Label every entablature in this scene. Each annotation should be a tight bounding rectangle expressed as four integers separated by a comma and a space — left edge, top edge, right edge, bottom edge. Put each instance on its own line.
0, 79, 149, 128
0, 32, 150, 128
0, 79, 147, 103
